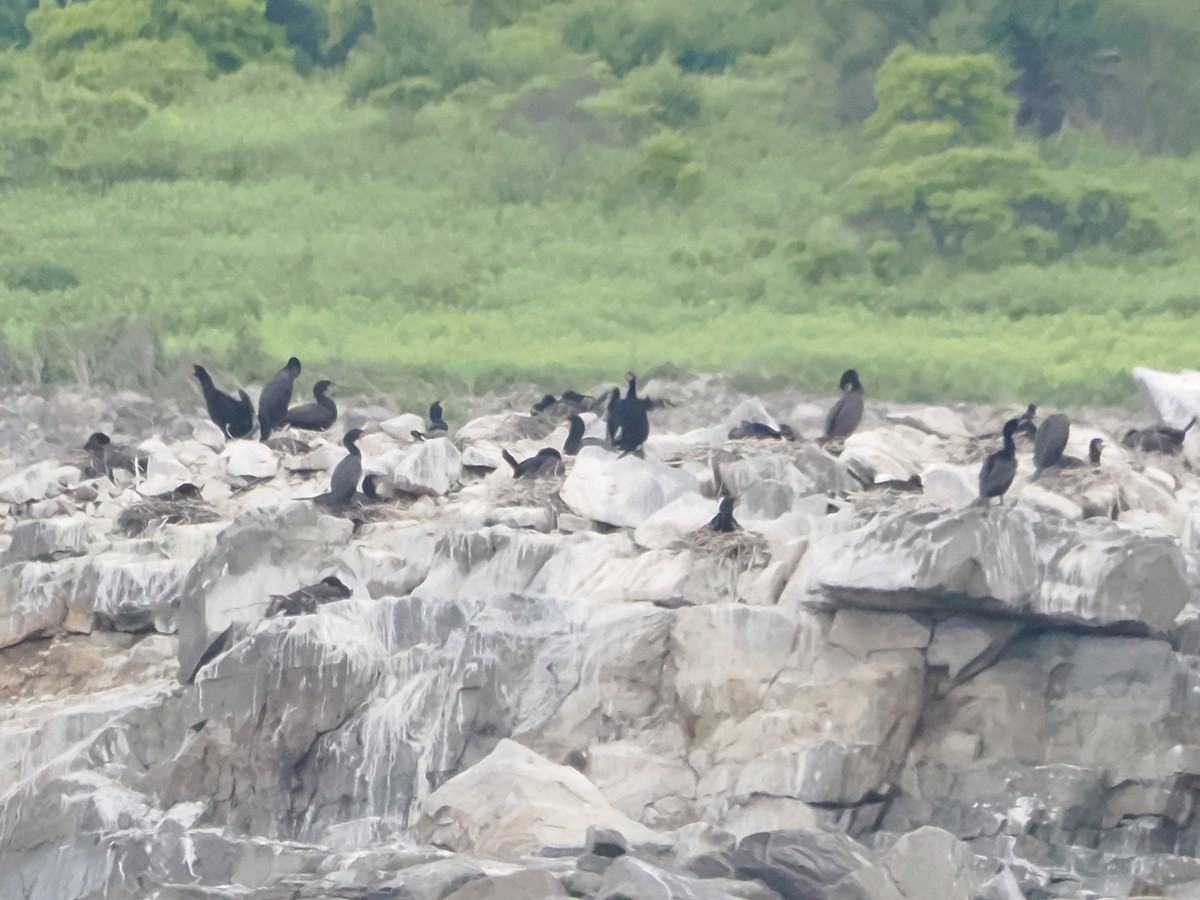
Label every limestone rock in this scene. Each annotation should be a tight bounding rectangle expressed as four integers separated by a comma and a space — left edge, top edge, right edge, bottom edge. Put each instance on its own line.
885, 406, 970, 439
785, 507, 1189, 632
218, 441, 278, 480
2, 516, 90, 563
1133, 366, 1200, 430
830, 827, 982, 900
418, 739, 657, 860
383, 437, 463, 497
560, 446, 700, 529
828, 609, 930, 658
379, 412, 427, 440
633, 493, 717, 549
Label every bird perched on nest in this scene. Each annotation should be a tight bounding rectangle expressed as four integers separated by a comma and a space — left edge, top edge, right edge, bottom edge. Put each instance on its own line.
193, 364, 254, 438
707, 495, 739, 532
1123, 418, 1195, 454
265, 576, 352, 618
282, 380, 338, 432
502, 447, 563, 478
1032, 413, 1070, 480
728, 421, 797, 441
84, 432, 147, 481
975, 418, 1019, 506
117, 483, 219, 536
1059, 438, 1104, 469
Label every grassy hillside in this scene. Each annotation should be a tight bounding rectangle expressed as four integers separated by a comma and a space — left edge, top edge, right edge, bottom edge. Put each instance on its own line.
0, 0, 1198, 406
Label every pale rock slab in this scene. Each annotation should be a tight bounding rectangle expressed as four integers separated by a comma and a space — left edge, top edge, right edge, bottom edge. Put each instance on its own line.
560, 446, 700, 529
828, 609, 931, 658
830, 826, 983, 900
0, 461, 83, 504
1133, 366, 1200, 430
633, 493, 717, 549
926, 615, 1024, 679
379, 413, 426, 440
219, 441, 279, 480
885, 406, 971, 439
2, 516, 91, 563
418, 739, 656, 860
382, 437, 463, 497
192, 419, 226, 451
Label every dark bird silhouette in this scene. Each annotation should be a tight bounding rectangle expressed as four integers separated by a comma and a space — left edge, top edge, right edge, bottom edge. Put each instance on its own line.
282, 379, 337, 432
604, 387, 622, 444
1123, 418, 1196, 454
1014, 404, 1038, 439
429, 401, 448, 432
361, 473, 382, 501
614, 371, 651, 455
83, 432, 147, 480
1059, 438, 1104, 469
1032, 413, 1070, 480
564, 415, 586, 456
707, 495, 739, 532
257, 356, 302, 441
193, 365, 254, 438
265, 575, 352, 618
185, 623, 237, 684
532, 394, 558, 414
823, 369, 864, 440
728, 421, 796, 441
328, 428, 365, 506
975, 418, 1020, 506
502, 447, 563, 478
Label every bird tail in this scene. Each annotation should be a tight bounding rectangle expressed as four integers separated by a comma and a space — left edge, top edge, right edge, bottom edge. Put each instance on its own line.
501, 449, 520, 474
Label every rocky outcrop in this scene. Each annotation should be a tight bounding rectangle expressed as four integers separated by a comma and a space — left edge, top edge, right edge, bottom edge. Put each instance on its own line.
3, 375, 1200, 900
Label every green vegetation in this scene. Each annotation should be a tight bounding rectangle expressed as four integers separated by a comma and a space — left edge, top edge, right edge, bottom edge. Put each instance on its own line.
0, 0, 1198, 405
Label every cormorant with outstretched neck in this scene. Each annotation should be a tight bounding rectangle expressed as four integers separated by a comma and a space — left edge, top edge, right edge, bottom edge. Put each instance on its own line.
615, 371, 650, 455
265, 575, 352, 618
282, 380, 337, 432
502, 447, 563, 478
328, 429, 365, 506
84, 432, 147, 480
564, 415, 585, 455
1032, 413, 1070, 480
707, 495, 739, 532
257, 356, 302, 441
193, 365, 254, 438
823, 369, 864, 440
429, 401, 448, 432
975, 418, 1019, 506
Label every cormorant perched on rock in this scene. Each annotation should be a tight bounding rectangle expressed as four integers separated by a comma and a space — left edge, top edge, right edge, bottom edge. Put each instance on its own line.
429, 401, 448, 432
83, 432, 147, 480
975, 418, 1019, 506
707, 495, 739, 532
328, 428, 365, 506
1014, 404, 1038, 439
1059, 438, 1104, 469
614, 372, 651, 455
257, 356, 302, 441
823, 370, 864, 440
1032, 413, 1070, 480
193, 365, 254, 438
564, 415, 585, 456
502, 447, 563, 478
282, 380, 337, 431
532, 394, 557, 414
265, 575, 352, 618
153, 482, 204, 502
1123, 418, 1196, 454
728, 421, 797, 441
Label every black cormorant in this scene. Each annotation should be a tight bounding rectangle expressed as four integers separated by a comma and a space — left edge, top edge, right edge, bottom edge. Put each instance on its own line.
1032, 413, 1070, 480
604, 387, 622, 444
614, 372, 650, 455
265, 575, 352, 618
1122, 418, 1195, 454
83, 432, 147, 480
564, 415, 585, 456
871, 474, 923, 492
502, 447, 563, 478
823, 369, 864, 440
257, 356, 302, 441
532, 394, 558, 414
429, 401, 448, 432
193, 365, 254, 438
282, 380, 337, 431
1059, 437, 1104, 469
975, 418, 1019, 506
117, 483, 218, 536
328, 428, 365, 506
706, 495, 739, 532
1014, 404, 1038, 439
728, 421, 794, 440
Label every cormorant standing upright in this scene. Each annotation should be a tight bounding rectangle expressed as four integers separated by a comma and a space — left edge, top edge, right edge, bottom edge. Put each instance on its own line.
975, 418, 1020, 506
282, 380, 337, 431
257, 356, 302, 441
823, 370, 864, 440
615, 372, 650, 455
1031, 413, 1070, 480
564, 415, 585, 456
328, 428, 365, 506
429, 401, 448, 432
193, 364, 254, 438
707, 495, 739, 533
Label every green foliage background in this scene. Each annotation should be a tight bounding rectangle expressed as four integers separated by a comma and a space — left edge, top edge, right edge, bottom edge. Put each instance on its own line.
0, 0, 1198, 405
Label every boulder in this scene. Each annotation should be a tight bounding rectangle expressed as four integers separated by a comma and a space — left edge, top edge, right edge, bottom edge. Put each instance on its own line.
382, 438, 463, 497
418, 739, 657, 860
633, 493, 717, 549
1133, 367, 1200, 430
560, 446, 700, 529
784, 507, 1189, 632
885, 406, 970, 439
218, 442, 278, 480
2, 516, 91, 564
830, 827, 982, 900
379, 413, 426, 440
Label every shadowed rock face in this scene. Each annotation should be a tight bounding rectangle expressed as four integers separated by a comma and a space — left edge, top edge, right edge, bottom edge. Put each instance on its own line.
4, 376, 1200, 899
